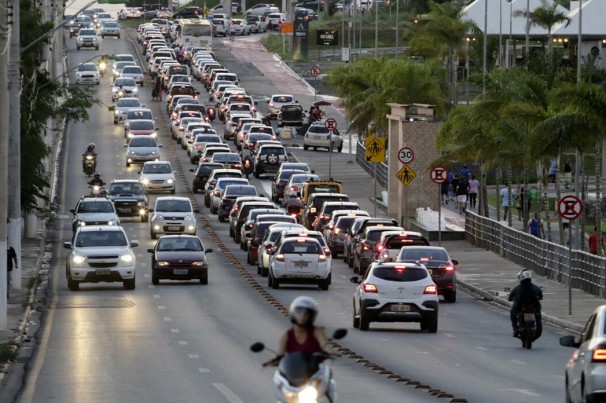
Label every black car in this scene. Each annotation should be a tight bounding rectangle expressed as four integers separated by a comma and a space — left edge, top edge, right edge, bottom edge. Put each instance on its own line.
190, 162, 223, 193
172, 6, 202, 18
218, 185, 258, 222
106, 180, 150, 222
278, 104, 304, 127
271, 169, 306, 202
147, 235, 213, 285
303, 193, 349, 229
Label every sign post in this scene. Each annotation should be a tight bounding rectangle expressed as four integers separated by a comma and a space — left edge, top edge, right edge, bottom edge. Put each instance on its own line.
397, 147, 414, 165
325, 118, 337, 180
310, 65, 320, 102
431, 166, 448, 245
558, 194, 583, 315
365, 131, 385, 216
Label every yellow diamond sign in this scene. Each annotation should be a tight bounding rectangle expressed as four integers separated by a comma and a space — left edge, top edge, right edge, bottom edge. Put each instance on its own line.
365, 136, 385, 163
396, 165, 416, 186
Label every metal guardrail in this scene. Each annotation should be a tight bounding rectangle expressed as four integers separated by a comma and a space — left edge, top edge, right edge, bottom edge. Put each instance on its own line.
355, 140, 388, 188
465, 211, 606, 298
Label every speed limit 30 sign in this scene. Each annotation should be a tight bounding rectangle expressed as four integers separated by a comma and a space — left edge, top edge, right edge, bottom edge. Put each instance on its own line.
398, 147, 414, 164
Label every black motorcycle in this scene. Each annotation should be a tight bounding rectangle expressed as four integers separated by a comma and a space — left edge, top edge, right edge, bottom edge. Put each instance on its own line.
82, 154, 96, 176
206, 105, 216, 122
242, 156, 254, 179
516, 306, 539, 349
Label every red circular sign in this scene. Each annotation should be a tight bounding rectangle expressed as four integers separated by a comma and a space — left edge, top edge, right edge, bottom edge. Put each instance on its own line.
558, 195, 583, 220
430, 166, 448, 184
398, 147, 414, 164
311, 66, 321, 77
324, 118, 337, 131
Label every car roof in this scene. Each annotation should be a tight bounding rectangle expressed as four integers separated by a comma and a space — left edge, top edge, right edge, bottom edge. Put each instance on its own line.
111, 179, 141, 184
76, 225, 125, 233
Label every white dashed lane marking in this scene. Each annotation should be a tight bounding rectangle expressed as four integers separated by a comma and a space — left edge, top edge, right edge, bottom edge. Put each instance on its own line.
212, 383, 243, 403
178, 341, 189, 346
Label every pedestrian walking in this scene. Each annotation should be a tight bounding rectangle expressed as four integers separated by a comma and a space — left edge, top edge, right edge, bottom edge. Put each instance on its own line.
548, 159, 557, 184
459, 165, 471, 181
589, 227, 605, 255
441, 180, 449, 205
516, 186, 531, 221
450, 174, 460, 202
500, 184, 516, 221
7, 244, 18, 298
456, 176, 469, 214
468, 175, 479, 209
563, 160, 573, 189
528, 212, 544, 239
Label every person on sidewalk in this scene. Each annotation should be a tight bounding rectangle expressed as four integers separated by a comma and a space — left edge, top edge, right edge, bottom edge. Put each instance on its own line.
500, 185, 516, 221
450, 174, 460, 202
441, 180, 449, 205
563, 160, 573, 189
508, 269, 543, 339
468, 175, 479, 209
548, 159, 557, 184
456, 176, 469, 214
7, 244, 18, 298
515, 186, 531, 221
459, 165, 471, 181
528, 212, 544, 239
589, 227, 605, 255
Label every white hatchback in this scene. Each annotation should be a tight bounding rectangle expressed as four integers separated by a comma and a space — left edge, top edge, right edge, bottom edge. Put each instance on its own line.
269, 237, 331, 290
139, 161, 176, 193
267, 94, 295, 117
150, 197, 198, 239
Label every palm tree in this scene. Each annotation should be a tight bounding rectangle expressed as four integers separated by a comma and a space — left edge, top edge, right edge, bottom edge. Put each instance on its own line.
514, 0, 571, 58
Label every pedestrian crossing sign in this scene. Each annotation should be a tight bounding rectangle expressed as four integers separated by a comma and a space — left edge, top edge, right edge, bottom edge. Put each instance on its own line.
365, 136, 385, 163
396, 165, 416, 186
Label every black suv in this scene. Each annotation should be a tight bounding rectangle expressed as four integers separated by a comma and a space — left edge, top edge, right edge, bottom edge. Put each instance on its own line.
172, 6, 202, 18
303, 193, 349, 229
107, 180, 149, 222
253, 144, 288, 177
190, 162, 223, 193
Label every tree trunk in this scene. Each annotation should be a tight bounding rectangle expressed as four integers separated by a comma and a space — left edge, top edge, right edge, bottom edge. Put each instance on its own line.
496, 169, 501, 221
595, 142, 602, 255
507, 168, 513, 227
482, 171, 489, 217
556, 167, 564, 245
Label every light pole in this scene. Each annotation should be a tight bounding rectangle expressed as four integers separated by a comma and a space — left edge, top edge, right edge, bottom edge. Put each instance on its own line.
482, 0, 487, 92
374, 0, 378, 57
575, 0, 583, 252
395, 0, 399, 56
525, 0, 530, 63
0, 0, 10, 330
498, 0, 502, 67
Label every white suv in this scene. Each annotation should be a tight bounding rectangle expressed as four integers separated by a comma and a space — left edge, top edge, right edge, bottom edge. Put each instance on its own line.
150, 197, 198, 239
76, 28, 100, 50
139, 161, 176, 193
351, 262, 439, 332
64, 226, 139, 291
70, 197, 119, 232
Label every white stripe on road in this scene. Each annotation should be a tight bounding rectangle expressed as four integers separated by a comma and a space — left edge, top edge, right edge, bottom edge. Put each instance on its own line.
170, 328, 179, 334
153, 294, 161, 299
188, 354, 199, 359
178, 340, 189, 346
212, 383, 244, 403
163, 316, 172, 322
474, 346, 487, 351
199, 367, 211, 373
501, 389, 540, 396
509, 359, 527, 365
442, 333, 455, 338
157, 305, 166, 310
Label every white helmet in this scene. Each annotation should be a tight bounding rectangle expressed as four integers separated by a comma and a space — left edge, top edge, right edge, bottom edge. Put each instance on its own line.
517, 269, 532, 282
289, 296, 318, 327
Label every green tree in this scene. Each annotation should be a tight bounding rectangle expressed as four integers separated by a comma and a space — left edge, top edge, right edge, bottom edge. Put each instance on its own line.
514, 0, 571, 57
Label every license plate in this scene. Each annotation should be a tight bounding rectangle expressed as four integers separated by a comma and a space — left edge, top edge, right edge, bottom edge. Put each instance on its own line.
294, 261, 309, 268
168, 226, 181, 231
523, 313, 535, 321
118, 208, 133, 213
173, 269, 188, 275
96, 269, 111, 276
391, 304, 410, 312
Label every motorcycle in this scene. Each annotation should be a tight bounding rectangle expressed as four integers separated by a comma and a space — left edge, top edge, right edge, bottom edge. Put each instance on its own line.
287, 205, 303, 224
251, 328, 347, 403
98, 61, 107, 77
516, 305, 539, 349
88, 184, 107, 197
242, 156, 254, 179
206, 105, 216, 122
83, 155, 96, 176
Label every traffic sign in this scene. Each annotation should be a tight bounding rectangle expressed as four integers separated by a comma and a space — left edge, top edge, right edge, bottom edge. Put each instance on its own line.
396, 165, 416, 186
311, 66, 321, 77
365, 136, 385, 163
430, 166, 448, 184
558, 195, 583, 220
324, 118, 337, 131
398, 147, 414, 164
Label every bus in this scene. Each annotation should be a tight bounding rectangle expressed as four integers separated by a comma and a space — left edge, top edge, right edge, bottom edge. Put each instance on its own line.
175, 18, 213, 49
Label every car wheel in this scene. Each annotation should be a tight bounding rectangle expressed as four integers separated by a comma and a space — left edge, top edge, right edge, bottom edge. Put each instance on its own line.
210, 205, 217, 214
444, 290, 456, 303
421, 314, 438, 333
141, 214, 148, 223
353, 304, 360, 329
254, 169, 260, 178
190, 157, 196, 164
204, 196, 210, 208
218, 215, 225, 223
118, 35, 121, 39
319, 276, 330, 290
67, 274, 79, 291
170, 188, 175, 194
257, 265, 262, 275
262, 267, 268, 277
268, 272, 273, 287
101, 35, 105, 38
338, 144, 343, 152
95, 46, 99, 50
77, 46, 81, 50
229, 226, 234, 237
303, 144, 308, 150
126, 161, 130, 167
200, 276, 208, 285
243, 241, 248, 251
271, 273, 279, 289
152, 274, 160, 285
150, 231, 157, 240
359, 309, 370, 331
123, 277, 136, 290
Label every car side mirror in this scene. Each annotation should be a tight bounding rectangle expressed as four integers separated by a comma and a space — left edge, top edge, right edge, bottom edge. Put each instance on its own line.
148, 208, 154, 213
350, 276, 360, 284
205, 249, 213, 253
70, 209, 75, 213
311, 170, 315, 174
451, 259, 459, 266
559, 335, 581, 348
131, 240, 140, 247
63, 242, 73, 249
190, 168, 195, 172
137, 171, 141, 174
159, 145, 163, 147
108, 105, 115, 111
193, 209, 200, 214
147, 248, 154, 253
123, 144, 127, 147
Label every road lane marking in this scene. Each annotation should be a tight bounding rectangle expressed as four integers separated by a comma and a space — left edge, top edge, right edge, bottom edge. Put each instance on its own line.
199, 368, 211, 373
171, 328, 179, 333
163, 317, 172, 322
474, 346, 487, 351
213, 383, 244, 403
144, 273, 151, 278
157, 305, 166, 310
153, 294, 161, 299
443, 333, 455, 338
509, 359, 527, 365
178, 341, 189, 346
148, 284, 155, 289
188, 354, 199, 359
501, 389, 539, 396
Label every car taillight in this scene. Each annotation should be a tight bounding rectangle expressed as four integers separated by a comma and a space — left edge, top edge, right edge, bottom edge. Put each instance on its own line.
362, 242, 370, 250
284, 156, 288, 161
363, 283, 378, 293
248, 142, 254, 147
318, 255, 327, 262
593, 347, 606, 362
334, 228, 340, 235
310, 207, 316, 213
424, 285, 437, 294
323, 247, 331, 256
194, 145, 201, 149
213, 190, 220, 195
290, 186, 298, 192
445, 266, 454, 271
234, 164, 242, 168
247, 223, 253, 229
275, 254, 285, 262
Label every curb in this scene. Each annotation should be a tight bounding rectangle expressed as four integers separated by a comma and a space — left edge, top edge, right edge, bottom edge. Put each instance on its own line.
457, 279, 585, 335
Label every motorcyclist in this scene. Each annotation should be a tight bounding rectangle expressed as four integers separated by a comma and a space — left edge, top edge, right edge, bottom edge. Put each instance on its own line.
82, 143, 97, 170
97, 55, 108, 75
508, 269, 543, 339
88, 172, 106, 188
281, 194, 304, 210
276, 297, 329, 357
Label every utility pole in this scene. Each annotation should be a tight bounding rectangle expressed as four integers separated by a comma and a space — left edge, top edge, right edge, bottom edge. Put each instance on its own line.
8, 0, 21, 290
0, 0, 11, 329
575, 0, 583, 251
373, 0, 378, 57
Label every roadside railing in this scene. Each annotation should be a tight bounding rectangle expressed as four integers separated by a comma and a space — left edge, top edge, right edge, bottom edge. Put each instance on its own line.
465, 211, 606, 298
355, 140, 388, 188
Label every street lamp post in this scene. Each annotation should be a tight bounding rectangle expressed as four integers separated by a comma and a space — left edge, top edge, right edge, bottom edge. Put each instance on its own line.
374, 0, 378, 57
482, 0, 487, 92
395, 0, 399, 57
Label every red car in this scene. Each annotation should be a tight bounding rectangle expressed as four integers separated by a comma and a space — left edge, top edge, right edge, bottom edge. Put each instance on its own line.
148, 235, 213, 285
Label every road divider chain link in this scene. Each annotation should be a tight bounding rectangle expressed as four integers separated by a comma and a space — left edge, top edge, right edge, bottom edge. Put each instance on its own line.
127, 30, 468, 402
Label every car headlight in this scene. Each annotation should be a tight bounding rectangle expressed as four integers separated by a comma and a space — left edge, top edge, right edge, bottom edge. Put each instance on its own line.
155, 215, 164, 221
158, 261, 170, 267
107, 220, 117, 225
78, 220, 86, 227
132, 88, 139, 95
141, 178, 149, 185
137, 202, 145, 207
184, 214, 193, 221
151, 132, 157, 138
114, 110, 120, 115
120, 253, 134, 263
167, 178, 174, 184
118, 91, 124, 96
129, 150, 136, 154
127, 133, 134, 138
72, 254, 86, 265
191, 261, 205, 267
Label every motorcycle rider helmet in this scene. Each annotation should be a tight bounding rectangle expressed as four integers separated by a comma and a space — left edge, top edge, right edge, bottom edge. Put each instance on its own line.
289, 296, 318, 327
518, 269, 532, 282
87, 143, 95, 152
93, 172, 101, 180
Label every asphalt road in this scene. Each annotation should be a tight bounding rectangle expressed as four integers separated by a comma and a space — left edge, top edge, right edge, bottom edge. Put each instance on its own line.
16, 29, 576, 403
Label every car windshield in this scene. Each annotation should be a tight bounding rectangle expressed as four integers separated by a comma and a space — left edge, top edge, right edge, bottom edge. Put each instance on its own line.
143, 163, 171, 173
335, 217, 356, 229
108, 183, 145, 195
398, 248, 449, 262
280, 241, 321, 254
372, 267, 428, 282
279, 170, 303, 180
313, 196, 347, 207
309, 185, 341, 194
183, 25, 212, 36
283, 164, 308, 172
157, 237, 203, 251
217, 180, 247, 190
115, 62, 135, 70
129, 137, 156, 147
323, 204, 356, 215
199, 164, 222, 175
116, 55, 135, 62
385, 236, 429, 249
122, 67, 143, 74
171, 76, 190, 84
213, 153, 240, 163
78, 64, 96, 72
127, 110, 153, 120
104, 22, 119, 28
290, 174, 319, 185
114, 78, 136, 87
75, 231, 127, 247
273, 95, 293, 103
155, 199, 191, 212
249, 210, 280, 220
77, 201, 114, 213
117, 99, 141, 107
225, 186, 256, 197
195, 135, 221, 143
129, 121, 154, 130
213, 172, 241, 180
79, 29, 96, 35
365, 230, 390, 242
